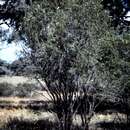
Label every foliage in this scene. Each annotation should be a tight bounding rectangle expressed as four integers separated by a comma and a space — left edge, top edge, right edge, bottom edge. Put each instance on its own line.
22, 0, 129, 129
0, 82, 41, 97
0, 82, 14, 96
0, 0, 31, 27
15, 83, 42, 97
102, 0, 130, 27
0, 59, 12, 76
10, 58, 32, 76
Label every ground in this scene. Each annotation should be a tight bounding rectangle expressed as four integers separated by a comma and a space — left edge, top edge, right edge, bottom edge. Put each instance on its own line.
0, 76, 128, 130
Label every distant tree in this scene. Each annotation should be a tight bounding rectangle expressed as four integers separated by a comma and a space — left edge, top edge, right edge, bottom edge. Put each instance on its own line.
15, 83, 42, 97
0, 82, 14, 96
0, 59, 12, 75
9, 57, 34, 76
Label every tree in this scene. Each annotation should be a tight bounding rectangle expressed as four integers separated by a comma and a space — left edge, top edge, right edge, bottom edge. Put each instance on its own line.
0, 0, 32, 43
102, 0, 129, 27
0, 59, 12, 75
22, 0, 128, 129
10, 57, 34, 76
116, 33, 130, 124
0, 0, 129, 44
0, 0, 31, 27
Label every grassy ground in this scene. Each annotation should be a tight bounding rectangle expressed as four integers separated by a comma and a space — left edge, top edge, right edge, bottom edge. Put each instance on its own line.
0, 76, 36, 86
0, 76, 128, 129
0, 108, 56, 128
0, 95, 128, 130
0, 107, 127, 128
0, 93, 127, 129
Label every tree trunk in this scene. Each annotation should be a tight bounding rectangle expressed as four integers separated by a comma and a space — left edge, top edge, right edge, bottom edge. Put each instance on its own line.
64, 113, 73, 130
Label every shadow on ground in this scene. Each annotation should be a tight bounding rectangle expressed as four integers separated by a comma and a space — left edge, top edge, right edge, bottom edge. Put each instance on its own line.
1, 118, 130, 130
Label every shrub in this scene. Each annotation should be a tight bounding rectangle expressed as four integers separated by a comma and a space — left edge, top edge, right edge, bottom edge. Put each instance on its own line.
0, 82, 14, 96
14, 83, 42, 97
0, 82, 41, 97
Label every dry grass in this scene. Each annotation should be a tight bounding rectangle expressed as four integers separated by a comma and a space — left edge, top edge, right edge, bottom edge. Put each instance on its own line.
0, 107, 127, 129
0, 76, 127, 129
0, 76, 46, 88
73, 113, 126, 126
0, 91, 127, 128
0, 94, 52, 111
0, 76, 35, 86
0, 90, 51, 101
0, 108, 57, 128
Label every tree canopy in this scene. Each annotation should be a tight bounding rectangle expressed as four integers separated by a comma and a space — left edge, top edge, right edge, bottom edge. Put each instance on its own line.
0, 0, 129, 31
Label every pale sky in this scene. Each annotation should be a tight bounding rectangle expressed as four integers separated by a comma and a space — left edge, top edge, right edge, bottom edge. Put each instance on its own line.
0, 22, 24, 63
0, 42, 24, 63
124, 11, 130, 21
0, 0, 5, 5
0, 0, 24, 63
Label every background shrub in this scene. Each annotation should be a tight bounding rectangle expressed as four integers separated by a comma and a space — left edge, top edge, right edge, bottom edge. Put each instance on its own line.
0, 82, 42, 97
14, 83, 42, 97
0, 82, 14, 96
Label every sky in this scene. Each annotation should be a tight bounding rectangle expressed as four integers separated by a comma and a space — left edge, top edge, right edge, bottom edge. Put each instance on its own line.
124, 11, 130, 21
0, 0, 4, 5
0, 0, 24, 63
0, 22, 24, 63
0, 41, 24, 63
